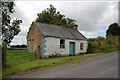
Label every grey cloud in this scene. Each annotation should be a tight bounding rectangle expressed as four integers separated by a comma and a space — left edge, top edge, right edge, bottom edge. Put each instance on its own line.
12, 5, 27, 21
10, 35, 27, 45
56, 2, 112, 32
19, 29, 28, 37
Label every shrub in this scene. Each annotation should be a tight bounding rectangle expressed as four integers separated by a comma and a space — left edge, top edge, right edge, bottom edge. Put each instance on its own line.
87, 40, 101, 53
87, 36, 119, 53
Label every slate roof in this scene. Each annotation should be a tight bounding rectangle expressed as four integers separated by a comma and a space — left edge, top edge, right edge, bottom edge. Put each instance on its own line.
35, 22, 87, 40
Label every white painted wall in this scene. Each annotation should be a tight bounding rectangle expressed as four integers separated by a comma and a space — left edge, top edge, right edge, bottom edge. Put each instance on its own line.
45, 37, 88, 56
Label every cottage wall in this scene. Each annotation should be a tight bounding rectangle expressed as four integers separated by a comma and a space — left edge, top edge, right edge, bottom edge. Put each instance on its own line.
33, 27, 42, 53
45, 37, 65, 55
27, 23, 42, 53
27, 23, 36, 52
44, 37, 88, 56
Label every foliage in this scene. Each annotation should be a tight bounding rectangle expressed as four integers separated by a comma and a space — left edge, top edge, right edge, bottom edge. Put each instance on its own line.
87, 40, 100, 53
106, 23, 120, 37
36, 4, 77, 28
2, 2, 22, 44
3, 50, 101, 77
87, 36, 119, 53
88, 22, 120, 53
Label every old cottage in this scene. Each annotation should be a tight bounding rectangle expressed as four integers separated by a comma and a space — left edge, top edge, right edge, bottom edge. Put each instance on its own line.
27, 22, 88, 58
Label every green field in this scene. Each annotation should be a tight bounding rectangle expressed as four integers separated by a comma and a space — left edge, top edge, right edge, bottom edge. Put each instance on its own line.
6, 50, 35, 66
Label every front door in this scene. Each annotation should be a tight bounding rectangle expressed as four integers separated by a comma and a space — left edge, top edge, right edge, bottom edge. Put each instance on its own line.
69, 42, 75, 56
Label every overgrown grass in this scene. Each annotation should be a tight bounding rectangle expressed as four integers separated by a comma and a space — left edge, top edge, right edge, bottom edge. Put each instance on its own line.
3, 50, 103, 77
101, 45, 119, 53
87, 36, 119, 53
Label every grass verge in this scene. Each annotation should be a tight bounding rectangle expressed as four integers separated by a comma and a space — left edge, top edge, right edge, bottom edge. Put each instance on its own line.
3, 50, 118, 78
3, 52, 102, 77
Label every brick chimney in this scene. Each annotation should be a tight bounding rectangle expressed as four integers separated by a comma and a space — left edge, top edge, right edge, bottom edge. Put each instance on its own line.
72, 24, 78, 30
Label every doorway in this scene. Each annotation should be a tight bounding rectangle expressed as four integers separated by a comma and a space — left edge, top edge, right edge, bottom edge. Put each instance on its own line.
69, 42, 75, 56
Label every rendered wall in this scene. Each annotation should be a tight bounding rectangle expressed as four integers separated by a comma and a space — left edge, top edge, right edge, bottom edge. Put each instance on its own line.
45, 37, 88, 56
79, 40, 88, 53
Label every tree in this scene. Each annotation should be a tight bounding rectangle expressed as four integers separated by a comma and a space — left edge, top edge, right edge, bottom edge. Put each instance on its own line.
36, 4, 77, 28
106, 23, 120, 37
1, 1, 22, 66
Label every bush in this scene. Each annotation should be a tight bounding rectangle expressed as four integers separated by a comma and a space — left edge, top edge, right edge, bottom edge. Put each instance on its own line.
87, 40, 101, 53
87, 36, 119, 53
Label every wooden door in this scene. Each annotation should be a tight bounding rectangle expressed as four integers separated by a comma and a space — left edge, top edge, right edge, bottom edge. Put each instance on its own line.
69, 42, 75, 56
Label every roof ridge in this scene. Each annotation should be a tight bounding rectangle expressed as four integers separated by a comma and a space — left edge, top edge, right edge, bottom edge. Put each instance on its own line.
36, 21, 62, 28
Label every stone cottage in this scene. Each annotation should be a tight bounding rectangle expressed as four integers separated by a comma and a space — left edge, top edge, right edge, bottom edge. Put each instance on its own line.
27, 22, 88, 58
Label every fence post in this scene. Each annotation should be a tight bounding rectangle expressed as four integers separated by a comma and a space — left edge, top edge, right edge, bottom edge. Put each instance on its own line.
2, 42, 7, 67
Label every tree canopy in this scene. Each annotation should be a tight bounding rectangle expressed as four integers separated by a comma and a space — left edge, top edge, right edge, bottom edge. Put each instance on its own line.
2, 2, 22, 44
106, 22, 120, 37
36, 4, 77, 28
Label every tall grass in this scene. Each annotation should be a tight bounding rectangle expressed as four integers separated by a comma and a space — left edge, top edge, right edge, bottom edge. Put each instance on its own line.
87, 36, 119, 53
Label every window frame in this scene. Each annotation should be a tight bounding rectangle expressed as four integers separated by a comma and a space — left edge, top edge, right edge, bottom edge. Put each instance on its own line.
80, 42, 84, 50
60, 39, 65, 49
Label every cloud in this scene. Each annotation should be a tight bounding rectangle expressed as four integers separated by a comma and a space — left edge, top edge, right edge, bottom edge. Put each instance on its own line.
11, 35, 27, 45
57, 2, 117, 32
10, 1, 118, 45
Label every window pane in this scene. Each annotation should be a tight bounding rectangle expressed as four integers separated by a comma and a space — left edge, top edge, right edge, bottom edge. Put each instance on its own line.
80, 43, 83, 50
60, 39, 65, 48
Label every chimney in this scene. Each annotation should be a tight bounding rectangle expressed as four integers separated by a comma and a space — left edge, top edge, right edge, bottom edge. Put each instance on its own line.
72, 24, 78, 30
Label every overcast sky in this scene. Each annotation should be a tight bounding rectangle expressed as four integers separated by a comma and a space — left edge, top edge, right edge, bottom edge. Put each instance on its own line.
10, 0, 119, 45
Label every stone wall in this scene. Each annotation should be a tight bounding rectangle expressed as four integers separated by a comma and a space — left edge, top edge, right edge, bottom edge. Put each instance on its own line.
27, 23, 42, 53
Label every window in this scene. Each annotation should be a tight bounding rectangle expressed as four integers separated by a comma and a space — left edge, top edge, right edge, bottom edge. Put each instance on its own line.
80, 43, 83, 50
60, 39, 65, 48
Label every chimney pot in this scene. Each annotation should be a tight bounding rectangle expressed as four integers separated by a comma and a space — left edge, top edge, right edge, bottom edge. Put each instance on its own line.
72, 24, 78, 30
